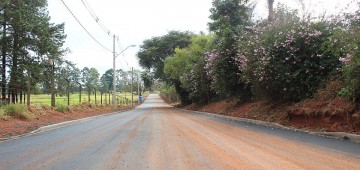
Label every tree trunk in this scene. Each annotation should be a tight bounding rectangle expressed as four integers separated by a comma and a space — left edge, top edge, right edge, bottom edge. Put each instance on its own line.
27, 69, 30, 106
108, 92, 110, 105
51, 61, 55, 107
19, 90, 22, 104
87, 86, 90, 103
78, 83, 82, 104
1, 12, 6, 101
10, 29, 19, 104
268, 0, 274, 22
94, 88, 97, 105
67, 79, 70, 106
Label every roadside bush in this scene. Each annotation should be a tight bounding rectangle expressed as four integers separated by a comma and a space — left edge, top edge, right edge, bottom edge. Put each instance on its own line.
325, 8, 360, 101
236, 4, 339, 101
56, 104, 69, 113
160, 85, 178, 102
4, 104, 31, 120
207, 0, 252, 100
166, 35, 215, 104
0, 109, 7, 119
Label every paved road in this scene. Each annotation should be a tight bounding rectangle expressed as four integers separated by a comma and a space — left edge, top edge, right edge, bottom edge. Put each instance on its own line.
0, 94, 360, 169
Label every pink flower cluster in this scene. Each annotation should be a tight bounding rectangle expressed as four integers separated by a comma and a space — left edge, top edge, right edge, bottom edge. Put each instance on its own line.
339, 54, 353, 64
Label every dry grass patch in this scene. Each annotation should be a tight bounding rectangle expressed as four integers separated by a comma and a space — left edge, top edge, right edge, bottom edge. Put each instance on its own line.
4, 104, 32, 120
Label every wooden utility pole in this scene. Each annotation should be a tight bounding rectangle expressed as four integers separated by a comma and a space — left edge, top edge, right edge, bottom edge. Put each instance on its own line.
131, 67, 133, 108
66, 79, 70, 106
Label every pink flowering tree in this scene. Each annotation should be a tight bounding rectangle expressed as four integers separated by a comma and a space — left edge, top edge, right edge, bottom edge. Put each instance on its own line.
164, 35, 215, 104
207, 0, 252, 100
236, 4, 340, 101
325, 7, 360, 101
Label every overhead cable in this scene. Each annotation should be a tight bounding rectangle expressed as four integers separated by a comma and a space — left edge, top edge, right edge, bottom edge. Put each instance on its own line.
80, 0, 112, 36
59, 0, 112, 53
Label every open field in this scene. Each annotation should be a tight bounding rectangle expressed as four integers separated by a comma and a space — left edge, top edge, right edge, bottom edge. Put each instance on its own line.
29, 91, 149, 106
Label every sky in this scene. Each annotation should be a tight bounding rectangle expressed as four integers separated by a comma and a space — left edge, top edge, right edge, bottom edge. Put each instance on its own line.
47, 0, 358, 75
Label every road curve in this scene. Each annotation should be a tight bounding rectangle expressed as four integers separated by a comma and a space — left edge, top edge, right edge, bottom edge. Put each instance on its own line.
0, 94, 359, 169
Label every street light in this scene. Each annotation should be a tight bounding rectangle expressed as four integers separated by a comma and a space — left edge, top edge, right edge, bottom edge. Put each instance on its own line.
113, 36, 136, 110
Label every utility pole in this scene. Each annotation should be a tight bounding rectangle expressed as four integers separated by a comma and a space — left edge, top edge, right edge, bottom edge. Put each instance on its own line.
112, 38, 135, 110
131, 67, 134, 108
112, 35, 116, 110
137, 73, 140, 103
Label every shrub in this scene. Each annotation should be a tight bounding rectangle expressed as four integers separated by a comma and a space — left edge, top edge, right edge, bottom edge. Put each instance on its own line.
0, 109, 7, 119
207, 0, 253, 100
325, 9, 360, 101
313, 76, 344, 100
161, 85, 178, 102
165, 35, 215, 104
4, 104, 31, 120
236, 4, 339, 101
56, 104, 69, 113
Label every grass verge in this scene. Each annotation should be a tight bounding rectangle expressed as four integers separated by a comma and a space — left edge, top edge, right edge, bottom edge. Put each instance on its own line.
4, 104, 32, 120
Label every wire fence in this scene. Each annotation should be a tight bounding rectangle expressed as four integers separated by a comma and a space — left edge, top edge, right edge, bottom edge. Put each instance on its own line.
0, 90, 141, 107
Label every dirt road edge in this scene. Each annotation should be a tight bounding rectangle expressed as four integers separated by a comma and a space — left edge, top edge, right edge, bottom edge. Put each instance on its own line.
176, 108, 360, 143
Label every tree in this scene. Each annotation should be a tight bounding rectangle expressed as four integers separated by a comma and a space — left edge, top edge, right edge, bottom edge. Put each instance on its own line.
81, 67, 100, 91
164, 35, 214, 104
236, 4, 340, 101
208, 0, 252, 99
0, 0, 67, 106
118, 69, 131, 93
56, 60, 79, 95
141, 71, 154, 91
101, 69, 113, 91
267, 0, 274, 21
137, 31, 193, 80
40, 22, 67, 107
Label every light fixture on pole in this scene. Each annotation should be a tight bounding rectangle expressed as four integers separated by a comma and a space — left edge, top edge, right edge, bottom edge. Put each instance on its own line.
112, 36, 136, 110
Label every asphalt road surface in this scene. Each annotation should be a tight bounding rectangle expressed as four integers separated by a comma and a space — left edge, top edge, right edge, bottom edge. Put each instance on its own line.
1, 94, 360, 169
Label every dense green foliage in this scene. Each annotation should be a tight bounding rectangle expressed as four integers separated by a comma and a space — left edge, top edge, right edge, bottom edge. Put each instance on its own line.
0, 0, 147, 107
328, 9, 360, 101
137, 31, 193, 80
236, 5, 340, 101
147, 1, 360, 104
2, 0, 358, 109
165, 35, 214, 103
1, 0, 68, 106
207, 0, 252, 99
55, 104, 68, 113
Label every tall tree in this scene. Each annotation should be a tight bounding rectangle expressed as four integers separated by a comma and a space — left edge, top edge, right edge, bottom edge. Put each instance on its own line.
1, 5, 9, 102
81, 67, 100, 95
267, 0, 274, 21
101, 69, 113, 91
165, 35, 214, 104
141, 71, 154, 91
137, 31, 193, 80
40, 22, 67, 107
0, 0, 66, 105
208, 0, 252, 99
56, 60, 79, 96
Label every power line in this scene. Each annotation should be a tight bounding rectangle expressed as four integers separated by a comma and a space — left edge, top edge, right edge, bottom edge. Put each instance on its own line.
80, 0, 112, 36
115, 37, 131, 71
79, 0, 130, 60
59, 0, 112, 53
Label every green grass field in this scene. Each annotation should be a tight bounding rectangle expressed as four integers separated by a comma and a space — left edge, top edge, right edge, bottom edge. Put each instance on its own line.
29, 91, 149, 106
